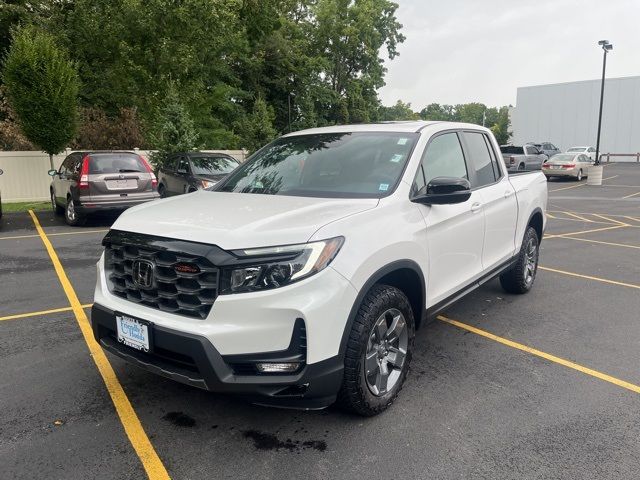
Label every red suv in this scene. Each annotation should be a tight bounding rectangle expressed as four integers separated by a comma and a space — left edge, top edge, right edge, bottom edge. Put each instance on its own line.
49, 151, 160, 226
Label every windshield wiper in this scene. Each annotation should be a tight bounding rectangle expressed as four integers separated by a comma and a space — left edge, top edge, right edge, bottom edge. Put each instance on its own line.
118, 169, 142, 173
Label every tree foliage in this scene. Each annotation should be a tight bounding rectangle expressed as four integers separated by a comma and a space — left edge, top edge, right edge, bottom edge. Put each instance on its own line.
149, 86, 200, 167
2, 25, 79, 164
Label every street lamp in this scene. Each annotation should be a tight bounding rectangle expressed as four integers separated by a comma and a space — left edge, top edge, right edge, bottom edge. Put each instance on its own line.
588, 39, 613, 185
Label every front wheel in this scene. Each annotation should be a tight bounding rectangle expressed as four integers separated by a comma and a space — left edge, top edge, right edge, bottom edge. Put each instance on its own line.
500, 226, 539, 294
337, 284, 415, 416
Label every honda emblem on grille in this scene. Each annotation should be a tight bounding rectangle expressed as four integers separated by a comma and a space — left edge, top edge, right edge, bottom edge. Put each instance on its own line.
132, 260, 154, 289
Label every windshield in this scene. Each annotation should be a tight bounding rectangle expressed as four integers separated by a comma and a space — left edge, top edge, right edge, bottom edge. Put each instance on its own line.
500, 146, 524, 154
216, 132, 419, 198
190, 155, 239, 176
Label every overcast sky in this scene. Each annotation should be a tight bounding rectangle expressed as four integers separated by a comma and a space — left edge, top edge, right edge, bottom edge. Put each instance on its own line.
378, 0, 640, 110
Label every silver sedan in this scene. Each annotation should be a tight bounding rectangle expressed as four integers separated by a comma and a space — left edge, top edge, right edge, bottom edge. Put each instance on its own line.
542, 153, 593, 181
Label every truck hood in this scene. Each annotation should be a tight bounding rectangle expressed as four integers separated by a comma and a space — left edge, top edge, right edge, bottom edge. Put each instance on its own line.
112, 190, 379, 249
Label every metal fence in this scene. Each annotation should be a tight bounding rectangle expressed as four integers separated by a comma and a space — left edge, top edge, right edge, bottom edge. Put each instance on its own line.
0, 149, 248, 202
600, 153, 640, 162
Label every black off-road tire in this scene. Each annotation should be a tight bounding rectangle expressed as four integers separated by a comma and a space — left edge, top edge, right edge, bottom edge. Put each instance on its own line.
337, 284, 415, 416
500, 226, 539, 294
158, 184, 167, 198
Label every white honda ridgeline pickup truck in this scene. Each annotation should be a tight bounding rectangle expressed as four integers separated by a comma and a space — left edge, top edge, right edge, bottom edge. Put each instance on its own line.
91, 121, 547, 416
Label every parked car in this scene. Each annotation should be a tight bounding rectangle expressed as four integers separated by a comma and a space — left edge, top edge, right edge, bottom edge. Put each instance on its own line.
566, 146, 597, 161
528, 142, 560, 158
0, 168, 3, 219
49, 151, 160, 226
91, 122, 547, 416
157, 152, 240, 197
500, 144, 547, 171
542, 152, 593, 181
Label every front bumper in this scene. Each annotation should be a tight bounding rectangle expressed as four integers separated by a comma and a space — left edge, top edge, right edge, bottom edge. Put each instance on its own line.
91, 304, 344, 408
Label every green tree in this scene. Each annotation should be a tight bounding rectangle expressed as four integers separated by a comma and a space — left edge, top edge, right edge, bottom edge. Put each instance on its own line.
379, 100, 419, 121
2, 25, 79, 167
150, 86, 199, 167
490, 106, 512, 145
419, 103, 456, 121
235, 97, 278, 152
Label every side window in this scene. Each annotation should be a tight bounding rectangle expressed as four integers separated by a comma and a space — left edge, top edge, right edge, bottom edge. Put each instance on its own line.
72, 154, 83, 174
463, 132, 498, 187
177, 157, 190, 174
59, 156, 73, 174
413, 132, 468, 195
484, 135, 503, 181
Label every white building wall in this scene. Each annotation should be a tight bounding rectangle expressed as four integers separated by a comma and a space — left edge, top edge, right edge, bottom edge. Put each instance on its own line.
511, 76, 640, 158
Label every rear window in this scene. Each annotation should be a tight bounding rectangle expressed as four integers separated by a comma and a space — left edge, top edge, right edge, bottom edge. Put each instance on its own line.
88, 154, 146, 174
500, 146, 524, 154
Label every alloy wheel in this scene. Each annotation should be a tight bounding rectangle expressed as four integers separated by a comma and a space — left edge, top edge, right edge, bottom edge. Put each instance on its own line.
524, 237, 538, 285
66, 199, 76, 222
364, 308, 408, 396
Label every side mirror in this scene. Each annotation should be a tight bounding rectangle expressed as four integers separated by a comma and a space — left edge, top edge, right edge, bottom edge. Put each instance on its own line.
48, 169, 58, 176
0, 168, 3, 175
411, 177, 472, 205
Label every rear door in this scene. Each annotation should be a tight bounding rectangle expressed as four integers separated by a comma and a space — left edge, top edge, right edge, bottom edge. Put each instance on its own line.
461, 131, 518, 270
413, 131, 486, 304
525, 145, 544, 169
87, 153, 153, 203
54, 153, 79, 203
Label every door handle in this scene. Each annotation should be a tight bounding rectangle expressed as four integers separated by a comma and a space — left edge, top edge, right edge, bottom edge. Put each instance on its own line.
470, 202, 482, 212
504, 190, 513, 198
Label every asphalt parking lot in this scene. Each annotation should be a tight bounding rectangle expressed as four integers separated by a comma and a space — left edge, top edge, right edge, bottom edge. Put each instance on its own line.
2, 162, 640, 480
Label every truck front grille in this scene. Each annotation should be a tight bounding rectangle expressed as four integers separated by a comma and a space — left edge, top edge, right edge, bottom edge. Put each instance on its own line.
103, 232, 220, 319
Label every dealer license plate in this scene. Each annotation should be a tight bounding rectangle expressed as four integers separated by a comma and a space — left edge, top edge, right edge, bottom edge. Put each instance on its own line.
116, 315, 150, 352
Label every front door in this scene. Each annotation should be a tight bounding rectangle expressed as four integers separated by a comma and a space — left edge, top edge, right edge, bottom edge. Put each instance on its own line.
412, 131, 486, 305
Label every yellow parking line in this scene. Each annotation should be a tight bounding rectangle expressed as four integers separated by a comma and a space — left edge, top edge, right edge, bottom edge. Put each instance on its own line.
550, 183, 584, 192
554, 224, 627, 237
591, 214, 630, 226
539, 266, 640, 290
622, 191, 640, 200
0, 229, 108, 241
0, 304, 92, 322
438, 315, 640, 395
28, 210, 171, 480
545, 211, 557, 219
546, 236, 640, 250
562, 211, 594, 223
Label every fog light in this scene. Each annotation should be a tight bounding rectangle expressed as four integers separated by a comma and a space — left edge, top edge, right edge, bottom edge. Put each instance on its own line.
256, 362, 301, 373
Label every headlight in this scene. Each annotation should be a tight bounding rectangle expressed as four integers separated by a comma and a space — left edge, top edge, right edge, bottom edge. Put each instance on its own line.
219, 237, 344, 294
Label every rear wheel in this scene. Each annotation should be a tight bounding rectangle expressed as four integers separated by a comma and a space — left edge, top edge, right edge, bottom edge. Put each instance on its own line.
500, 226, 539, 294
51, 191, 64, 215
158, 184, 167, 198
518, 163, 525, 171
65, 197, 86, 226
576, 169, 583, 181
337, 284, 415, 416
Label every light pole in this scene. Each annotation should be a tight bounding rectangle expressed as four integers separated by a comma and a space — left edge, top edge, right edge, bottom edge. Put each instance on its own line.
588, 40, 613, 185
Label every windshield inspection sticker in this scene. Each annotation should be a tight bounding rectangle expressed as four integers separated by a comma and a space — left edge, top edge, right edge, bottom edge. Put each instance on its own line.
390, 154, 404, 163
397, 137, 409, 145
379, 183, 389, 191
